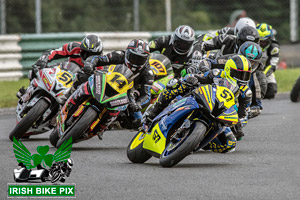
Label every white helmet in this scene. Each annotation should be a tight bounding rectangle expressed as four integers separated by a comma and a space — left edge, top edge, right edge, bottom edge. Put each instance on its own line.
171, 25, 195, 55
234, 17, 256, 35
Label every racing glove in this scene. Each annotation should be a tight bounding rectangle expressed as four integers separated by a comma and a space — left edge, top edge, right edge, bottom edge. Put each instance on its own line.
182, 74, 199, 87
83, 62, 95, 75
128, 102, 142, 112
34, 54, 48, 69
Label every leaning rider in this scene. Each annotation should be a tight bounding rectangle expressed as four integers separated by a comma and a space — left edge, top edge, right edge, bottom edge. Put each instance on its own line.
17, 35, 105, 98
63, 39, 153, 133
84, 39, 154, 129
148, 25, 203, 78
142, 55, 252, 152
256, 23, 280, 99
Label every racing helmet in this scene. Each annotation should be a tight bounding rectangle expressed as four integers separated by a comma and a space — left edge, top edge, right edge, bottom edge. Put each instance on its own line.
125, 39, 150, 73
224, 55, 252, 86
238, 41, 262, 72
171, 25, 195, 55
234, 17, 256, 35
256, 23, 273, 51
80, 35, 103, 60
236, 26, 260, 47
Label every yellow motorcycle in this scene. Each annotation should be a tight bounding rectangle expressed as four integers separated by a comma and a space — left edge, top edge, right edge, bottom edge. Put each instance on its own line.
50, 64, 134, 148
127, 80, 238, 167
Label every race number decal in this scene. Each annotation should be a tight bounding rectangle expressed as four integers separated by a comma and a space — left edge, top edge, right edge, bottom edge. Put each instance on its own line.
216, 86, 235, 108
149, 59, 167, 76
57, 71, 73, 87
106, 72, 131, 94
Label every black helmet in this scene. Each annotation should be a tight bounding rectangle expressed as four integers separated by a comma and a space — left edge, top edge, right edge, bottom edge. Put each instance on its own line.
236, 26, 259, 47
125, 39, 150, 73
80, 35, 103, 60
238, 41, 262, 72
171, 25, 195, 55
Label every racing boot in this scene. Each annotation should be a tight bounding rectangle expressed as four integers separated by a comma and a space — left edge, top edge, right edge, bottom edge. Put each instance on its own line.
16, 86, 26, 98
142, 100, 164, 131
97, 110, 120, 140
203, 128, 236, 153
232, 121, 244, 141
248, 106, 262, 119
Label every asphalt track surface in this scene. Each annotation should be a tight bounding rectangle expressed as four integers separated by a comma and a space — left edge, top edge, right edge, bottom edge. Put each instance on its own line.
1, 93, 299, 200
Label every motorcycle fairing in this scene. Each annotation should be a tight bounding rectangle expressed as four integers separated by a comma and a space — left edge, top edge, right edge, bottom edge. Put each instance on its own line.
193, 85, 216, 113
151, 74, 174, 95
149, 58, 167, 76
215, 105, 238, 125
193, 84, 238, 124
90, 71, 132, 109
144, 97, 199, 155
152, 97, 199, 125
143, 123, 167, 156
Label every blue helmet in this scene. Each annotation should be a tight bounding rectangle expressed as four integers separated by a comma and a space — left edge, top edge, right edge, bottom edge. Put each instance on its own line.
238, 41, 262, 72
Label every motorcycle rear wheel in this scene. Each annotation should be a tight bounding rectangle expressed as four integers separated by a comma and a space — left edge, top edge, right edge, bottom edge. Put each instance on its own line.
290, 76, 300, 102
9, 98, 49, 141
56, 107, 97, 148
159, 121, 207, 168
127, 131, 152, 163
49, 129, 59, 147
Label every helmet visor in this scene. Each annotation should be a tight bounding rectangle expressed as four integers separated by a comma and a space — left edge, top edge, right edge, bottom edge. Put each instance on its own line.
173, 34, 193, 54
81, 50, 101, 60
230, 68, 251, 83
126, 50, 148, 66
259, 39, 271, 49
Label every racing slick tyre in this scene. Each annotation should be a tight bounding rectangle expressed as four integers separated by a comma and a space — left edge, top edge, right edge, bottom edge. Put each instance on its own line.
127, 131, 152, 163
49, 129, 60, 147
290, 76, 300, 102
56, 107, 97, 148
9, 98, 49, 141
159, 122, 207, 168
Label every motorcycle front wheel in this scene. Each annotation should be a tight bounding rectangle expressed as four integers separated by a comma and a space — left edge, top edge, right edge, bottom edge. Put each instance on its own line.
49, 129, 60, 147
127, 131, 152, 163
290, 76, 300, 102
159, 121, 207, 168
56, 107, 97, 148
9, 98, 49, 141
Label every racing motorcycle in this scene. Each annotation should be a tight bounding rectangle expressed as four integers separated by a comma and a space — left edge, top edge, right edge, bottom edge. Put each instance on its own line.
50, 64, 134, 148
116, 54, 174, 129
127, 79, 239, 167
9, 62, 79, 141
290, 75, 300, 102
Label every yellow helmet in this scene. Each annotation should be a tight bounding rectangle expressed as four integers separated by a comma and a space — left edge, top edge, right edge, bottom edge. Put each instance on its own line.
224, 55, 252, 86
256, 23, 273, 51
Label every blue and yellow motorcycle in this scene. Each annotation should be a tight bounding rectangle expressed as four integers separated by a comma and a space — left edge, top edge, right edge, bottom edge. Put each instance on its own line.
127, 80, 239, 167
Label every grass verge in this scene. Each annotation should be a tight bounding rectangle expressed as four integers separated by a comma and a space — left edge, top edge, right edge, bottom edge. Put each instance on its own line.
0, 68, 299, 108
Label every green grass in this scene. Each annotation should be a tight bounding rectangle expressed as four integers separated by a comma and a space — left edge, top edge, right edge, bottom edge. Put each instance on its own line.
0, 68, 299, 108
275, 68, 300, 93
0, 78, 29, 108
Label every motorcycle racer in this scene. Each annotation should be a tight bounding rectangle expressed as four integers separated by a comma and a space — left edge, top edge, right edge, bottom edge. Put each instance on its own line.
198, 17, 256, 42
148, 25, 203, 77
196, 26, 260, 58
17, 35, 105, 98
191, 41, 266, 119
142, 55, 252, 151
62, 39, 153, 133
256, 23, 280, 99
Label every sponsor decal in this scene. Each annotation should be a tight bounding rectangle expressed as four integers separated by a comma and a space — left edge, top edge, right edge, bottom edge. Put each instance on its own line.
110, 98, 128, 107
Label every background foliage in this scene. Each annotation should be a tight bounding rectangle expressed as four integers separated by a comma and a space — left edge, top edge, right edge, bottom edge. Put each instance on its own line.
3, 0, 295, 43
